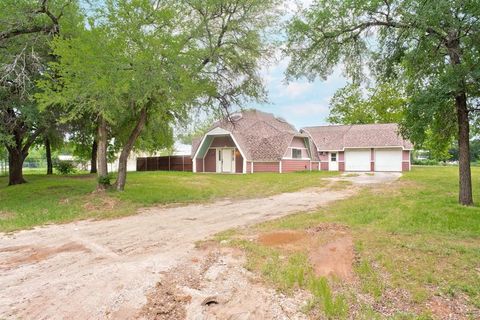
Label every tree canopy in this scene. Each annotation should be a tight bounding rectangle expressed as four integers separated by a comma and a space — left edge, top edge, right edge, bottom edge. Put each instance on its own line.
37, 0, 279, 190
286, 0, 480, 205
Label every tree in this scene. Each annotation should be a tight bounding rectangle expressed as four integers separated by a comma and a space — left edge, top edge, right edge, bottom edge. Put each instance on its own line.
286, 0, 480, 205
38, 0, 278, 191
328, 82, 405, 124
0, 0, 79, 185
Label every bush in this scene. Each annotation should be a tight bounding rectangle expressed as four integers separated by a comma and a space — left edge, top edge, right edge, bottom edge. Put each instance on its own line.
97, 175, 111, 186
412, 159, 439, 166
54, 160, 76, 175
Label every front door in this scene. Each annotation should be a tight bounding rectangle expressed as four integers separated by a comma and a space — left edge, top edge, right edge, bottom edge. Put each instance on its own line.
329, 152, 339, 171
222, 148, 233, 172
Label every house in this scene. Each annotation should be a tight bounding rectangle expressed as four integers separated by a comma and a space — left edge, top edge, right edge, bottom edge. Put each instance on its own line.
302, 123, 413, 172
191, 110, 412, 174
191, 110, 319, 173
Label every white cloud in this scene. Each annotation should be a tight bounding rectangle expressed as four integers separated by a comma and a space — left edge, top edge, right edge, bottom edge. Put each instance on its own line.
281, 102, 329, 117
284, 82, 314, 97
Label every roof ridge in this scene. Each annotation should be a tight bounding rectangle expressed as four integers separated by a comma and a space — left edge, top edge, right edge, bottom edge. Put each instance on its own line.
302, 122, 398, 130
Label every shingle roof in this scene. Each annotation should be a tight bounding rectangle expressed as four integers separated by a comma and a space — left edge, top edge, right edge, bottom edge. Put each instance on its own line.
302, 123, 413, 151
192, 109, 303, 161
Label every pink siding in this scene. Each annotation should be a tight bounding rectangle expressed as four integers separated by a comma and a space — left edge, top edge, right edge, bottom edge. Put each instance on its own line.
282, 160, 310, 172
319, 152, 329, 162
290, 137, 306, 148
284, 137, 309, 158
204, 149, 216, 172
253, 162, 280, 173
370, 162, 375, 171
338, 152, 345, 171
196, 158, 204, 172
320, 162, 329, 171
210, 136, 236, 148
312, 162, 319, 171
235, 151, 243, 173
402, 150, 411, 171
247, 161, 252, 173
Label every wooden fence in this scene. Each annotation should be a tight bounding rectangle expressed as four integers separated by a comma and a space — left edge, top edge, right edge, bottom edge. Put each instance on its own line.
136, 155, 192, 172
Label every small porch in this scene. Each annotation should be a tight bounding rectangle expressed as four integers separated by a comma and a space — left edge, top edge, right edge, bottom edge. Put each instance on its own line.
193, 127, 247, 174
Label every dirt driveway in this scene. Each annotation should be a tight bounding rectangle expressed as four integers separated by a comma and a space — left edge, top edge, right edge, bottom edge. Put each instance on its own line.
0, 172, 400, 319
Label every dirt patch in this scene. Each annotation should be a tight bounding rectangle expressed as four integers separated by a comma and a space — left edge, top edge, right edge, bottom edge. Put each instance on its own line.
426, 295, 477, 320
257, 224, 355, 282
258, 230, 306, 246
141, 280, 192, 320
0, 242, 90, 270
82, 194, 119, 211
309, 236, 355, 282
140, 246, 309, 320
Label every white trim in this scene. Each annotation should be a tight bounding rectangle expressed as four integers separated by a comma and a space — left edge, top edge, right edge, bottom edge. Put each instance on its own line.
279, 161, 282, 173
193, 157, 196, 172
318, 146, 412, 152
282, 158, 311, 160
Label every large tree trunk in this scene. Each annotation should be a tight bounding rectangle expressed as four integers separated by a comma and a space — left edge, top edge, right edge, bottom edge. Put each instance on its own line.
456, 93, 473, 206
45, 137, 53, 175
446, 39, 474, 206
8, 148, 26, 185
96, 117, 109, 190
90, 139, 98, 174
115, 107, 147, 191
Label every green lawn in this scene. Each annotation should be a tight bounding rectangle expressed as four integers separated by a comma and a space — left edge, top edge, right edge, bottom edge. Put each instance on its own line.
0, 170, 336, 232
217, 167, 480, 319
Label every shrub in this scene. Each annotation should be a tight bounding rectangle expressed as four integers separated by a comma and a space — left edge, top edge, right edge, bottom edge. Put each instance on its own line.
97, 175, 111, 186
54, 160, 76, 175
412, 159, 439, 166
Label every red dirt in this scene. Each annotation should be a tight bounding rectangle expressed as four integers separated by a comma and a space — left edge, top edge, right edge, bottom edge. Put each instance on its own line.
0, 242, 90, 270
258, 230, 306, 246
258, 224, 355, 282
308, 236, 355, 282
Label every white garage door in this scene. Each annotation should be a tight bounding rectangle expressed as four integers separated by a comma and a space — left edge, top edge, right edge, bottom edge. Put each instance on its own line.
345, 149, 371, 171
375, 148, 402, 172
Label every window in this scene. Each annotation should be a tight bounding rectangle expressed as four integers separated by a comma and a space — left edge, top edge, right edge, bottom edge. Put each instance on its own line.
331, 152, 337, 162
292, 148, 302, 159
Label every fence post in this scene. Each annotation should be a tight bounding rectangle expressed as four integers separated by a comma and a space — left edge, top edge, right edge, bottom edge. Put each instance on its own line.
168, 156, 171, 171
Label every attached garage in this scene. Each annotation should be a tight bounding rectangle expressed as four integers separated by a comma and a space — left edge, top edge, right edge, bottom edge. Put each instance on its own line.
345, 149, 371, 171
375, 148, 403, 172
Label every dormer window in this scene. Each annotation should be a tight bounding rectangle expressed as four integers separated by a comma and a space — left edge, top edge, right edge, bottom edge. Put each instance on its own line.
292, 148, 302, 159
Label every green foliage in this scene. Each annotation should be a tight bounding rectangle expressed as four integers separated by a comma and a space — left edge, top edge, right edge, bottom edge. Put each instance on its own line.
285, 0, 480, 160
97, 175, 111, 186
54, 160, 76, 175
37, 0, 279, 158
328, 82, 406, 124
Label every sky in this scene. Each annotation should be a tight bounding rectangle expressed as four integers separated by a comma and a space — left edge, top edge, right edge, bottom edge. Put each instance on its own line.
250, 0, 348, 130
254, 59, 347, 130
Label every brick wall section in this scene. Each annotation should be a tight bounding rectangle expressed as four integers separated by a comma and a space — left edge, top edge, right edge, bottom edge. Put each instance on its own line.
246, 161, 252, 173
196, 158, 204, 172
320, 162, 329, 171
281, 160, 310, 172
235, 152, 243, 173
204, 149, 216, 172
402, 150, 411, 171
253, 162, 280, 173
338, 152, 345, 171
311, 162, 319, 171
